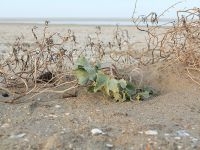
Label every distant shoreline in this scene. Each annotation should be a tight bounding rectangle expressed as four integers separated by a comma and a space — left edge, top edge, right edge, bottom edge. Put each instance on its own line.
0, 17, 175, 26
0, 17, 174, 21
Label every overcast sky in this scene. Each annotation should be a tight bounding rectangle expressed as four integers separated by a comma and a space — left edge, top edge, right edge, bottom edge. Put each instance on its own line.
0, 0, 199, 18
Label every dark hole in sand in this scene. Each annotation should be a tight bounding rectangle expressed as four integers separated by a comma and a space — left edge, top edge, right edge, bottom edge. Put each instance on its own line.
36, 71, 54, 83
2, 93, 9, 97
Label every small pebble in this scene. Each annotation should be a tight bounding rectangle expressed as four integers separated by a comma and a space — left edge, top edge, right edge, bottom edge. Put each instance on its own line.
48, 114, 58, 118
145, 130, 158, 135
91, 128, 104, 135
164, 133, 170, 136
177, 145, 182, 149
10, 133, 26, 139
138, 131, 143, 134
69, 144, 73, 149
55, 105, 61, 108
147, 138, 152, 141
176, 130, 190, 137
174, 137, 181, 140
24, 138, 29, 142
106, 143, 113, 148
1, 123, 10, 128
65, 113, 70, 116
190, 137, 198, 143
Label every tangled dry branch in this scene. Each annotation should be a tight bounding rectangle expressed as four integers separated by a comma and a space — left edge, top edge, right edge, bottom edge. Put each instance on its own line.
0, 7, 200, 102
133, 7, 200, 84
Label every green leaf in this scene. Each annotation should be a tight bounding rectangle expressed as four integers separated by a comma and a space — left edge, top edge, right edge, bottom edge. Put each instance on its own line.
121, 91, 126, 101
74, 56, 98, 82
84, 66, 97, 81
113, 92, 122, 101
143, 87, 154, 95
126, 82, 135, 90
95, 61, 101, 70
75, 56, 89, 68
104, 81, 110, 96
107, 79, 119, 93
73, 56, 154, 102
136, 94, 141, 101
87, 85, 95, 93
138, 90, 151, 99
125, 82, 135, 96
75, 69, 89, 85
104, 78, 119, 97
94, 71, 109, 92
118, 79, 127, 89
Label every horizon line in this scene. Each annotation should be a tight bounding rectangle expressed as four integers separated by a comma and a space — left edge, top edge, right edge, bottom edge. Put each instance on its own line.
0, 17, 175, 22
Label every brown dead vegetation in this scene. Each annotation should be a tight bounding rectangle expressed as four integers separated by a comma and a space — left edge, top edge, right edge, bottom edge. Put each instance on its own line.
0, 8, 199, 103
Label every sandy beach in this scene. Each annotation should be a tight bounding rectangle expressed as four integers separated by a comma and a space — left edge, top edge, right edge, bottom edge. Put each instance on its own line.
0, 23, 200, 149
0, 23, 147, 52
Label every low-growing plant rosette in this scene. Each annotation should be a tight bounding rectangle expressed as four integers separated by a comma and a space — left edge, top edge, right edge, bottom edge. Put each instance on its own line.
74, 56, 154, 102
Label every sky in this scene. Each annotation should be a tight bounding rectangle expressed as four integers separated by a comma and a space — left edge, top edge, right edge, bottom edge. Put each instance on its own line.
0, 0, 199, 18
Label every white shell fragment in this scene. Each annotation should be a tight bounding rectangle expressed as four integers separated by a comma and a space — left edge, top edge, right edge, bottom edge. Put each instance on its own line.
106, 143, 113, 148
1, 123, 10, 128
176, 130, 190, 137
55, 105, 61, 108
10, 133, 26, 139
91, 128, 104, 135
145, 130, 158, 135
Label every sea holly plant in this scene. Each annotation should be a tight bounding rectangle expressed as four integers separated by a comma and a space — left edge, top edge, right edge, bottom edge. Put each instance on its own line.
74, 56, 153, 101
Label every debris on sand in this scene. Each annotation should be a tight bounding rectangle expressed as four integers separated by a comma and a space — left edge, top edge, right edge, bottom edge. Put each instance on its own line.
9, 133, 26, 139
91, 128, 105, 135
55, 105, 61, 108
145, 130, 158, 136
1, 123, 10, 128
106, 143, 114, 148
176, 130, 190, 137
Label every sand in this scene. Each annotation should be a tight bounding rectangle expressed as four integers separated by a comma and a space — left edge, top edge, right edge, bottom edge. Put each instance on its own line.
0, 23, 200, 150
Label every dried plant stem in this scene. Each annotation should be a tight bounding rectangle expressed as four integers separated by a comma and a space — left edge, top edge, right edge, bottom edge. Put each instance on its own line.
27, 84, 78, 101
186, 68, 200, 86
